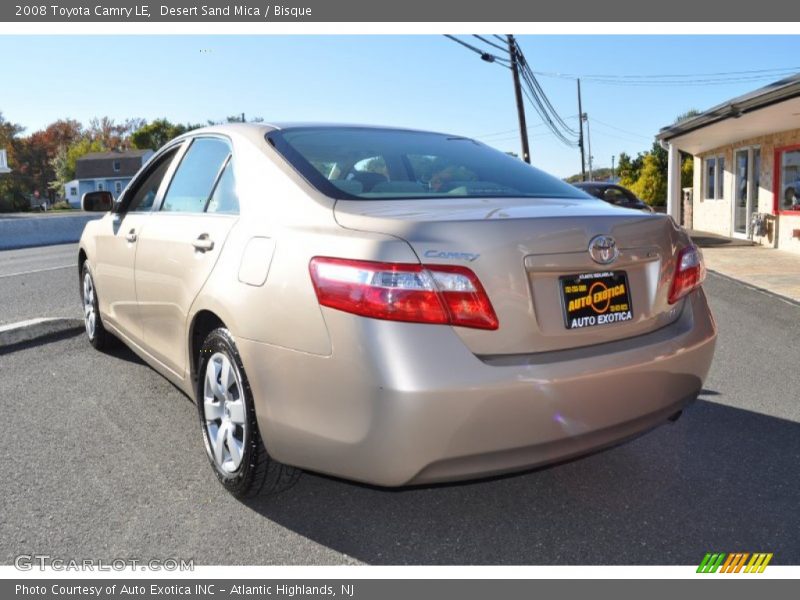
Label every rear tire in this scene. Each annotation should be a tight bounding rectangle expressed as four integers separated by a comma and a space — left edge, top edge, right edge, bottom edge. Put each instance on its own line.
80, 264, 112, 350
197, 327, 299, 498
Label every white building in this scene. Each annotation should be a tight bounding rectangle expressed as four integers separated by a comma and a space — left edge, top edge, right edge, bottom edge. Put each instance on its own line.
0, 148, 10, 174
657, 74, 800, 254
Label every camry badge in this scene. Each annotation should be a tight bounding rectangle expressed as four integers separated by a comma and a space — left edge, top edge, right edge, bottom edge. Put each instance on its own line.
588, 235, 619, 265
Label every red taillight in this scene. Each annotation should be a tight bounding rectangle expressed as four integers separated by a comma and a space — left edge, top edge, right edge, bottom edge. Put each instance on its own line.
668, 245, 706, 304
308, 257, 499, 330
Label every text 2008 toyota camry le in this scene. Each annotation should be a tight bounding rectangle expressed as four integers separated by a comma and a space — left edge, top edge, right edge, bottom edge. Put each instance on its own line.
78, 123, 716, 497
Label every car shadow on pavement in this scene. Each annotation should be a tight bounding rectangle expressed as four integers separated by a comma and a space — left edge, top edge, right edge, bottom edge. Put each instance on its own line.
102, 337, 146, 365
243, 394, 800, 565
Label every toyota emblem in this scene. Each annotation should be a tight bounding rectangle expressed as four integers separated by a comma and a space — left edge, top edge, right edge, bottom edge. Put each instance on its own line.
588, 235, 619, 265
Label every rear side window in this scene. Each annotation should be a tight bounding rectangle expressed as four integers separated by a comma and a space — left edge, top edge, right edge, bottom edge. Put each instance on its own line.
161, 138, 231, 213
206, 160, 239, 214
268, 127, 588, 201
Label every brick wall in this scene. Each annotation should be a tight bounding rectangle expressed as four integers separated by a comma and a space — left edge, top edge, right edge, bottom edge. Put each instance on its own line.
692, 127, 800, 254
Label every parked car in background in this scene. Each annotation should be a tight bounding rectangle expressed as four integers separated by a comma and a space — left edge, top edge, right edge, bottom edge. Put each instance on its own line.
573, 181, 654, 212
78, 123, 715, 498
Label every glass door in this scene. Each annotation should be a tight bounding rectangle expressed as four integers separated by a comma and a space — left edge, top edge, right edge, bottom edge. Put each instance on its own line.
733, 148, 760, 236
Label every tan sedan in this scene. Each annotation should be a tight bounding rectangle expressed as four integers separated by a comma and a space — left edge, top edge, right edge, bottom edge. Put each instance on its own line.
79, 123, 716, 497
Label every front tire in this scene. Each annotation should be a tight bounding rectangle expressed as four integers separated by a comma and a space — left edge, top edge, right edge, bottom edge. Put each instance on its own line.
197, 328, 299, 498
81, 264, 112, 350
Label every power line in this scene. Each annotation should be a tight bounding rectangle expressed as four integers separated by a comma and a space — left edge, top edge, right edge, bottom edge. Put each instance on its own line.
472, 35, 510, 53
534, 65, 800, 80
510, 39, 578, 147
533, 68, 800, 87
519, 61, 579, 136
518, 80, 578, 147
479, 129, 577, 144
443, 34, 581, 156
589, 117, 653, 141
443, 35, 509, 66
475, 122, 550, 139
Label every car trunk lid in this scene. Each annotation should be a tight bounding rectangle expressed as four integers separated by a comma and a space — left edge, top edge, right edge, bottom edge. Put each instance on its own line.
334, 196, 687, 355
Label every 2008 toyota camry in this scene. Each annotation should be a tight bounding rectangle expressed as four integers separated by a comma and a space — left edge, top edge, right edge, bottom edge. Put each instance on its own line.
78, 123, 716, 497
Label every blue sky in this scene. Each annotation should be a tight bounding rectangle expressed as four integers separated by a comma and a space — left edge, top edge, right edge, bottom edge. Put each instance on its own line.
1, 35, 798, 177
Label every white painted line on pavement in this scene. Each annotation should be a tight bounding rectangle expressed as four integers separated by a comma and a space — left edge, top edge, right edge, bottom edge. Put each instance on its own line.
0, 263, 77, 279
0, 317, 83, 348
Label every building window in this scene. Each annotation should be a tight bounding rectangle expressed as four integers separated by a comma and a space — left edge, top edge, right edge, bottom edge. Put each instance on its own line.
113, 160, 121, 172
704, 155, 725, 200
777, 147, 800, 211
705, 157, 716, 199
114, 181, 123, 195
69, 187, 77, 197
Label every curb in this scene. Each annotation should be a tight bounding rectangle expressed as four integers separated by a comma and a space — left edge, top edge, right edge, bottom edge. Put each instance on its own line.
706, 270, 800, 308
0, 317, 83, 349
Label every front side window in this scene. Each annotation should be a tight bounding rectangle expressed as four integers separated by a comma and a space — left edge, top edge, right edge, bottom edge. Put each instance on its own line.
779, 148, 800, 211
125, 148, 179, 213
161, 138, 231, 213
268, 127, 588, 201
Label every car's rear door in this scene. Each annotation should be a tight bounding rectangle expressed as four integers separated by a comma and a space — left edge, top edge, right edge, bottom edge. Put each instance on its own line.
133, 136, 240, 377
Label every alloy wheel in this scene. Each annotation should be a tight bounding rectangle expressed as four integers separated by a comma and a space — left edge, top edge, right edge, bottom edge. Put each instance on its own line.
203, 352, 247, 473
82, 272, 96, 340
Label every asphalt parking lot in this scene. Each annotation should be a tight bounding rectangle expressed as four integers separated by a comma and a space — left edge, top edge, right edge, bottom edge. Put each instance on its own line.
1, 248, 798, 565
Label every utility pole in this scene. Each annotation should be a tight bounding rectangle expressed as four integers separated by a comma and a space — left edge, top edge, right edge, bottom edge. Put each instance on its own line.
611, 155, 616, 183
507, 34, 530, 164
583, 113, 594, 181
577, 79, 586, 181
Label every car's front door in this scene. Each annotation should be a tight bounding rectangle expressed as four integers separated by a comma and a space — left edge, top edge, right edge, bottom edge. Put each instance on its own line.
93, 146, 182, 344
134, 136, 240, 378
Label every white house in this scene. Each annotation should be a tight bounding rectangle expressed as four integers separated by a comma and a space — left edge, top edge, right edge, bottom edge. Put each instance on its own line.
64, 149, 153, 208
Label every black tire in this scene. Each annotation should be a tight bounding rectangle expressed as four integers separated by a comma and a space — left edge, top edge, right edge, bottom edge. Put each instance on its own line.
80, 263, 113, 351
196, 327, 300, 498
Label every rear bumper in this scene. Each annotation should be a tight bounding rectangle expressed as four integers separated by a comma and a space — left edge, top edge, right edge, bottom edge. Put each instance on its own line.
237, 289, 716, 486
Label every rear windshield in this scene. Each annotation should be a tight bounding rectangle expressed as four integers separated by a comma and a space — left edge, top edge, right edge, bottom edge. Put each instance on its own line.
267, 127, 589, 201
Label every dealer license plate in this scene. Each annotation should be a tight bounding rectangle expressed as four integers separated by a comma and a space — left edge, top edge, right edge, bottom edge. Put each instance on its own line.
559, 271, 633, 330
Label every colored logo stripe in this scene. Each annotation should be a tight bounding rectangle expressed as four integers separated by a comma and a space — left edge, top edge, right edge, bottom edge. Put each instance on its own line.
745, 553, 773, 573
697, 552, 773, 573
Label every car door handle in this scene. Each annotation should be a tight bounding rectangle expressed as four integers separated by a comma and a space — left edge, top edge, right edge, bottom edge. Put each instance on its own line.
192, 234, 215, 252
126, 229, 137, 243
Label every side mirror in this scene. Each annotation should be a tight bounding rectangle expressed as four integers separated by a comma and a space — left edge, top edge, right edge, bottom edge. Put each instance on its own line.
81, 191, 114, 212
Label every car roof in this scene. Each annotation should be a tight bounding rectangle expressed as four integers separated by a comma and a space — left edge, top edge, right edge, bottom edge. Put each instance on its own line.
179, 121, 467, 144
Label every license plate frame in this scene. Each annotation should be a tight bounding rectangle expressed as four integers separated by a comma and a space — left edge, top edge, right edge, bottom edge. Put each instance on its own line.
559, 271, 633, 330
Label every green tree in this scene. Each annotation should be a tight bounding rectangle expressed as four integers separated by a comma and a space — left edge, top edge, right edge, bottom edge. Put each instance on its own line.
630, 153, 667, 206
0, 112, 28, 211
616, 152, 638, 188
681, 155, 694, 188
674, 109, 701, 124
130, 118, 189, 151
50, 137, 106, 193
